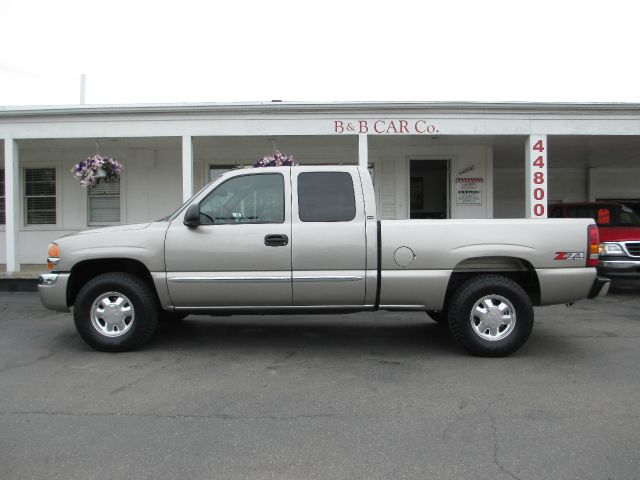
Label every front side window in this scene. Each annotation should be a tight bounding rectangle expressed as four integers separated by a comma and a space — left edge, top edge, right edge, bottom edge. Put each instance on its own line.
88, 180, 121, 225
298, 172, 356, 222
199, 173, 284, 225
24, 168, 56, 225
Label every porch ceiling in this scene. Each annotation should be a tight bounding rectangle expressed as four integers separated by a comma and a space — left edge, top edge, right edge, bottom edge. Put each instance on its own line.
18, 137, 181, 152
8, 134, 640, 170
495, 135, 640, 169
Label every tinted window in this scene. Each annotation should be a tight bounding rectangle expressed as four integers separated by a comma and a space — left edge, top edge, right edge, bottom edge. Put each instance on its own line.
562, 204, 640, 227
298, 172, 356, 222
199, 173, 284, 225
567, 206, 597, 221
549, 206, 564, 218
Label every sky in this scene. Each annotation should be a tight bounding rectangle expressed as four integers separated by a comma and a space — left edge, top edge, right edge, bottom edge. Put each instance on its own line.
1, 0, 639, 106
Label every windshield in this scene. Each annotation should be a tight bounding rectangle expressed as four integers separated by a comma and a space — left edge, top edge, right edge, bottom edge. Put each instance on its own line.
567, 204, 640, 227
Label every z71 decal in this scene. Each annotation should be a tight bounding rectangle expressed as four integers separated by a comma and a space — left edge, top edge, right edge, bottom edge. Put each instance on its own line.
554, 252, 585, 261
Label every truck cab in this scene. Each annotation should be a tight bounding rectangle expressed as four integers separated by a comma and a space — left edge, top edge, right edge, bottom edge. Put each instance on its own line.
164, 165, 377, 309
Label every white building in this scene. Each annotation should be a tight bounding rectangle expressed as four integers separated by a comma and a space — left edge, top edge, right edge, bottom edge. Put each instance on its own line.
2, 101, 640, 272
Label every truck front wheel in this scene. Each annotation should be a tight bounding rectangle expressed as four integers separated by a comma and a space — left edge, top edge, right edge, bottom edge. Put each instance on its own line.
74, 272, 159, 352
447, 275, 534, 357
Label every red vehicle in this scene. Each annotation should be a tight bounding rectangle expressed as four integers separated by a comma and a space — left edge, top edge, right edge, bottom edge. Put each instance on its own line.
550, 202, 640, 279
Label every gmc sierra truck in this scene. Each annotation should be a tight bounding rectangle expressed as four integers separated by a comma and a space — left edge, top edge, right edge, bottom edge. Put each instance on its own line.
39, 166, 610, 356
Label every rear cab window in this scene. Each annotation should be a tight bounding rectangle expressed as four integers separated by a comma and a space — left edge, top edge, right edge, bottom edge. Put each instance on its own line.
297, 172, 356, 222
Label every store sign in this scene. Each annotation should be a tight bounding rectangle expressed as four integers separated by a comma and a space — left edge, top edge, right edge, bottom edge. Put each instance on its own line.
333, 120, 439, 135
456, 177, 483, 206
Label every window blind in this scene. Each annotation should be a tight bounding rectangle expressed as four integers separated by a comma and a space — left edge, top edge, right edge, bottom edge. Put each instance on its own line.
88, 180, 120, 224
25, 168, 56, 225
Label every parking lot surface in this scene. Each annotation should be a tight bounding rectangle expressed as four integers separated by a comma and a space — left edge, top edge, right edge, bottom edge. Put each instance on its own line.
1, 285, 639, 480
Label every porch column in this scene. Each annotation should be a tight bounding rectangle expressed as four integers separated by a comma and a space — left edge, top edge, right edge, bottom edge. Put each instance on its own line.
181, 135, 193, 202
525, 135, 548, 218
4, 139, 20, 272
358, 134, 368, 168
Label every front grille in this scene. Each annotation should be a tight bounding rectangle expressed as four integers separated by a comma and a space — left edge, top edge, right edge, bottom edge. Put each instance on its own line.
625, 242, 640, 257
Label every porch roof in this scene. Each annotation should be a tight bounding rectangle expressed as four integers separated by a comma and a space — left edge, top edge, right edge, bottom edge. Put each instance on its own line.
3, 100, 640, 118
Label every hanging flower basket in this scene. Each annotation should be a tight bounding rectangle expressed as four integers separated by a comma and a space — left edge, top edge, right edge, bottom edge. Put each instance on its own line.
254, 150, 296, 168
71, 154, 123, 187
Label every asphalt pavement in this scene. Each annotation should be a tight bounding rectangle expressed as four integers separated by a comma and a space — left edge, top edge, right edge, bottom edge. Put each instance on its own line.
1, 285, 639, 480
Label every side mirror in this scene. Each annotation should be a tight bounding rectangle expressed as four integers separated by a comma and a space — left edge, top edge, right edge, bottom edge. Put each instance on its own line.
183, 204, 200, 227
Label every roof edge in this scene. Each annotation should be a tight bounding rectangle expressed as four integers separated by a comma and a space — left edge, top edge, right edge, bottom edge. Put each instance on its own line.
2, 100, 640, 117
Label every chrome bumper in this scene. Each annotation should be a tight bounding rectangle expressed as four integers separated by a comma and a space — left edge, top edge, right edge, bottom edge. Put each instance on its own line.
599, 259, 640, 279
38, 273, 70, 312
601, 260, 640, 269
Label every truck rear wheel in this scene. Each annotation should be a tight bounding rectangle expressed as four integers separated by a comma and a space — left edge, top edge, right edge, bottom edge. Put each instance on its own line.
447, 275, 533, 357
73, 272, 159, 352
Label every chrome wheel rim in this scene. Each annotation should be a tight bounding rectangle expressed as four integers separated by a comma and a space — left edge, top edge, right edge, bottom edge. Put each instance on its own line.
470, 294, 516, 341
90, 291, 135, 337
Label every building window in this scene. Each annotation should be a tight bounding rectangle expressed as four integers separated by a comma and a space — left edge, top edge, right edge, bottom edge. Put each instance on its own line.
24, 168, 56, 225
0, 169, 5, 225
88, 180, 121, 225
209, 165, 238, 182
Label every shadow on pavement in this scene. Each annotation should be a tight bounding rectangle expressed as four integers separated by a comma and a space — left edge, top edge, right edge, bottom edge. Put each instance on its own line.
149, 315, 462, 356
609, 279, 640, 296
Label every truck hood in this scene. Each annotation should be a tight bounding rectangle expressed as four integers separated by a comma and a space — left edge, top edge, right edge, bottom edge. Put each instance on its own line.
59, 222, 152, 239
53, 221, 168, 272
598, 226, 640, 242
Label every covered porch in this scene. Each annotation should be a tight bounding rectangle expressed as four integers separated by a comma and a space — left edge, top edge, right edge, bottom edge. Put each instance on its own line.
3, 102, 640, 274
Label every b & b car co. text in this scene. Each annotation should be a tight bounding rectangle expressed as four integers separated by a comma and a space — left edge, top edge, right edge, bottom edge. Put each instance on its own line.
333, 120, 439, 135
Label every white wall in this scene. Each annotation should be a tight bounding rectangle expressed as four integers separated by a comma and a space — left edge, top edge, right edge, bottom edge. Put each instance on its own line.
192, 136, 359, 190
368, 139, 492, 219
588, 168, 640, 201
5, 135, 637, 264
2, 136, 497, 263
493, 167, 589, 218
3, 145, 181, 264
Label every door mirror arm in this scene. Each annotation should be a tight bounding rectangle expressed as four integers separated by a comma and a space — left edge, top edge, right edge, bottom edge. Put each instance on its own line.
183, 204, 201, 227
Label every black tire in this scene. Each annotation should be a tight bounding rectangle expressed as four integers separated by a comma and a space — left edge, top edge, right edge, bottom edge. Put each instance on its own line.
448, 275, 534, 357
159, 311, 188, 322
426, 310, 447, 325
73, 272, 159, 352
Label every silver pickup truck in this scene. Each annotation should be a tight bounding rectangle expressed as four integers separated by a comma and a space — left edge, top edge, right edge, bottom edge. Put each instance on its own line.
39, 165, 609, 356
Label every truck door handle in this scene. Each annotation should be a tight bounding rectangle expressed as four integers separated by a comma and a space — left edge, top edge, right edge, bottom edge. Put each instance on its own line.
264, 234, 289, 247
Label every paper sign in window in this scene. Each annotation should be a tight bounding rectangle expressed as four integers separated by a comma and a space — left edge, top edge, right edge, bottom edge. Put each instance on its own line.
597, 208, 610, 225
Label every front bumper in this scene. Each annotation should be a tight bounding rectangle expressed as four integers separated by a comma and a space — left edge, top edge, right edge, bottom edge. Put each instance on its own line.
38, 272, 70, 312
598, 256, 640, 279
587, 276, 611, 299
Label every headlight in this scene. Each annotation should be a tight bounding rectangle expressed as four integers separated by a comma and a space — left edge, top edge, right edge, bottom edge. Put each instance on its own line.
47, 243, 60, 270
599, 242, 625, 255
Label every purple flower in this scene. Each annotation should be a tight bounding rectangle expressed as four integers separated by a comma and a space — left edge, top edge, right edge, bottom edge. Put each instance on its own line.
254, 150, 296, 168
71, 154, 124, 187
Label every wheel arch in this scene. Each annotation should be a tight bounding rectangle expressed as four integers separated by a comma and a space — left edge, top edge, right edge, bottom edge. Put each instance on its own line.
67, 258, 156, 307
443, 256, 541, 309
